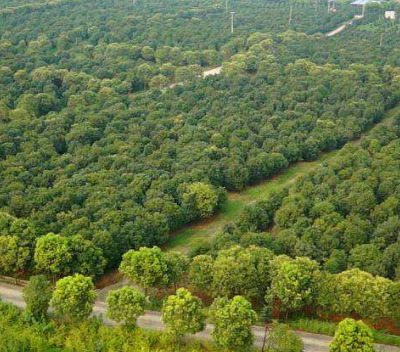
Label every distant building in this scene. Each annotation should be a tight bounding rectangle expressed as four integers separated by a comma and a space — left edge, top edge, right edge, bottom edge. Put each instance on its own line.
385, 10, 396, 19
351, 0, 384, 7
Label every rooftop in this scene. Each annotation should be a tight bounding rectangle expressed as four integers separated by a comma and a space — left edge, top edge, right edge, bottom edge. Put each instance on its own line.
351, 0, 385, 5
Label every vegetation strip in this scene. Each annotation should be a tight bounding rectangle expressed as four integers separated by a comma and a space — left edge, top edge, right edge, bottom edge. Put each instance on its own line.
168, 104, 400, 253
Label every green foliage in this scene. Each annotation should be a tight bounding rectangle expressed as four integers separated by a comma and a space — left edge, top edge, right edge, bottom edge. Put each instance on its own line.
34, 233, 71, 279
329, 318, 375, 352
0, 301, 56, 352
162, 288, 206, 339
23, 275, 53, 321
51, 274, 96, 323
289, 318, 400, 347
209, 295, 257, 351
188, 254, 214, 291
119, 247, 170, 292
166, 252, 189, 288
0, 0, 393, 275
265, 321, 304, 352
317, 269, 391, 321
1, 3, 400, 334
323, 250, 347, 274
388, 281, 400, 324
348, 244, 386, 277
67, 235, 106, 279
269, 256, 319, 314
0, 235, 29, 275
211, 245, 274, 300
289, 318, 338, 336
181, 182, 224, 220
106, 287, 146, 327
215, 117, 400, 282
0, 300, 226, 352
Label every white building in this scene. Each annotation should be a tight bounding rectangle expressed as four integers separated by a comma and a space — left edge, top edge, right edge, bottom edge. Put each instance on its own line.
385, 11, 396, 20
351, 0, 384, 7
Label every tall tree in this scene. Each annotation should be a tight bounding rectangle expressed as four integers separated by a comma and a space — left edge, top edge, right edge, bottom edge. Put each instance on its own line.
67, 235, 106, 278
23, 275, 53, 321
34, 233, 71, 281
166, 252, 189, 289
162, 288, 206, 340
329, 319, 375, 352
51, 274, 96, 322
119, 247, 170, 293
209, 296, 257, 351
0, 235, 29, 277
188, 254, 214, 292
265, 322, 304, 352
211, 246, 273, 300
269, 256, 319, 318
181, 182, 223, 221
106, 287, 146, 328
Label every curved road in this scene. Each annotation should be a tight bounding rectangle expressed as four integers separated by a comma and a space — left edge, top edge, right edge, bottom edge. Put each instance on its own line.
0, 282, 398, 352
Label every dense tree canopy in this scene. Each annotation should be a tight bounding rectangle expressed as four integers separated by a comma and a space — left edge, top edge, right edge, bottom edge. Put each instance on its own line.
0, 0, 400, 278
3, 0, 400, 349
211, 118, 400, 281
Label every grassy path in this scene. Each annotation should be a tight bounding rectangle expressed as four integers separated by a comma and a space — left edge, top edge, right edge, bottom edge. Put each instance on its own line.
166, 105, 400, 253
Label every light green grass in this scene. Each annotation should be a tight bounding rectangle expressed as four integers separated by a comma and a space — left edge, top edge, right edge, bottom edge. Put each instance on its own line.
166, 105, 400, 253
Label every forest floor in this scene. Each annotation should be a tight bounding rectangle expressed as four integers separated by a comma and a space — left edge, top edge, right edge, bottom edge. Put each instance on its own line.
165, 104, 400, 253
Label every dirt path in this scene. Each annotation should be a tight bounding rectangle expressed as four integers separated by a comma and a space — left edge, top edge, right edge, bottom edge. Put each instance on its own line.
166, 105, 400, 253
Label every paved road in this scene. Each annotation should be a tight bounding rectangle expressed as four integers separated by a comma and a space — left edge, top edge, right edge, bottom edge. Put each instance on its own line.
202, 66, 222, 77
0, 282, 398, 352
326, 24, 346, 37
325, 15, 365, 37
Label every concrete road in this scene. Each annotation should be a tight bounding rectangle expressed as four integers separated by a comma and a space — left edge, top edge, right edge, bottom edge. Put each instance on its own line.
168, 66, 223, 89
202, 66, 222, 77
326, 24, 346, 37
0, 281, 398, 352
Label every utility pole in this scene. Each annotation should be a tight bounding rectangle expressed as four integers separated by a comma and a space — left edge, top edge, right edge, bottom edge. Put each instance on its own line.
260, 306, 272, 352
230, 11, 235, 34
362, 3, 365, 17
289, 5, 293, 24
328, 0, 335, 13
225, 0, 228, 11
